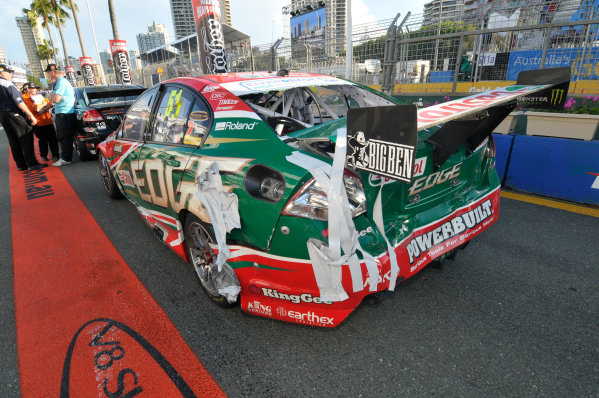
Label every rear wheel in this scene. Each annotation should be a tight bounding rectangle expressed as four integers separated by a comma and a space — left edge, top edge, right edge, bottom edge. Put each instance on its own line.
184, 214, 239, 308
98, 153, 122, 199
75, 139, 93, 161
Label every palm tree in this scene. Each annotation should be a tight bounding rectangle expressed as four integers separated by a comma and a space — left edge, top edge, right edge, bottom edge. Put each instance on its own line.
47, 0, 72, 67
68, 0, 87, 57
108, 0, 119, 40
37, 40, 56, 63
23, 3, 57, 64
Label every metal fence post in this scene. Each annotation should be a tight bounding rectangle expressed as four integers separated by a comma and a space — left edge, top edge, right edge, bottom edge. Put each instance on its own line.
452, 34, 465, 94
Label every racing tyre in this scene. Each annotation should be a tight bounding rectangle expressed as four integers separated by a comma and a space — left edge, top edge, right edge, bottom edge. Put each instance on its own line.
98, 153, 123, 199
74, 139, 93, 161
184, 214, 240, 308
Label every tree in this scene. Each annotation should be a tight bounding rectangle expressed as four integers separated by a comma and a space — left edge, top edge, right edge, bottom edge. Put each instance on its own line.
27, 75, 42, 87
108, 0, 119, 40
37, 40, 56, 63
403, 20, 478, 70
46, 0, 72, 67
69, 0, 87, 57
23, 2, 57, 64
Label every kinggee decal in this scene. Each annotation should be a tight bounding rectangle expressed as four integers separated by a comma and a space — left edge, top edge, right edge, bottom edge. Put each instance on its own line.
249, 285, 331, 305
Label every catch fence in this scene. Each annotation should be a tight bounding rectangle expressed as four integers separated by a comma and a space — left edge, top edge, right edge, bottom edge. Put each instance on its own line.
113, 0, 599, 95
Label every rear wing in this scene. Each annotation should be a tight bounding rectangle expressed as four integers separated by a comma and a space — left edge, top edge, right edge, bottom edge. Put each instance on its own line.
345, 67, 571, 182
421, 67, 571, 169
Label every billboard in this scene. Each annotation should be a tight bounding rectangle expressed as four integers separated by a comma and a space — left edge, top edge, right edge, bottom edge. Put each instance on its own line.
65, 66, 77, 87
507, 48, 599, 81
110, 39, 132, 84
192, 0, 229, 74
79, 57, 95, 86
290, 7, 326, 48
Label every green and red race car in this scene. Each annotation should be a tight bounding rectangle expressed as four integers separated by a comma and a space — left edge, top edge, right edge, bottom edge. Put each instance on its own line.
97, 68, 569, 327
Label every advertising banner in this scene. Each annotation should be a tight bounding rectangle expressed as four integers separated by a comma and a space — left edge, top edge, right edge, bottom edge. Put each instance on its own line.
192, 0, 229, 74
506, 48, 599, 81
346, 105, 418, 184
79, 57, 95, 86
109, 39, 132, 84
65, 66, 77, 87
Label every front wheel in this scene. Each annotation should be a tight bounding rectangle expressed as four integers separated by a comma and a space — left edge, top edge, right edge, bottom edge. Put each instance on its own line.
98, 153, 122, 199
184, 214, 240, 308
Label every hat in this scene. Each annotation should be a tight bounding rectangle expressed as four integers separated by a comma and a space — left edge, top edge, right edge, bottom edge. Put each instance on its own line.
0, 64, 15, 73
44, 63, 60, 72
21, 82, 39, 91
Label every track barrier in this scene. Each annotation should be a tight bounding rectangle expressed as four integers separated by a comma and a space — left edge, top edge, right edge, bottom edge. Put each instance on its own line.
493, 134, 599, 206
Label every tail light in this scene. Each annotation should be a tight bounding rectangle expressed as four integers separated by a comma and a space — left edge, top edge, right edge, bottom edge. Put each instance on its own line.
484, 135, 496, 169
283, 170, 366, 221
83, 109, 104, 122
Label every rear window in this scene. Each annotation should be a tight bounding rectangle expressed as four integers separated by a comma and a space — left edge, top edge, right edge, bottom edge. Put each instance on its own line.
84, 88, 146, 106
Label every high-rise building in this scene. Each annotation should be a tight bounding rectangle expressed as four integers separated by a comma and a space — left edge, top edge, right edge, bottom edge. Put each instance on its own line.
15, 16, 48, 78
137, 21, 169, 53
0, 47, 6, 64
423, 0, 464, 26
100, 50, 114, 74
129, 50, 143, 69
170, 0, 232, 40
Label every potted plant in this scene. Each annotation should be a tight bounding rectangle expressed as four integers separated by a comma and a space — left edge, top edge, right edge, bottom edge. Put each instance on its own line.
526, 96, 599, 141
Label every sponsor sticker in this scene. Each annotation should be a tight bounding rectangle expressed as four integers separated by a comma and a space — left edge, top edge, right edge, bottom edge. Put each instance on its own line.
117, 170, 135, 188
408, 162, 462, 196
347, 106, 418, 184
189, 110, 209, 121
247, 300, 272, 316
214, 121, 257, 131
406, 199, 494, 268
210, 92, 227, 100
249, 285, 330, 305
275, 307, 334, 326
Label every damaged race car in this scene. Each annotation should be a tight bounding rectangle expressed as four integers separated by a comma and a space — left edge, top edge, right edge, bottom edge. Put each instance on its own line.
97, 68, 570, 327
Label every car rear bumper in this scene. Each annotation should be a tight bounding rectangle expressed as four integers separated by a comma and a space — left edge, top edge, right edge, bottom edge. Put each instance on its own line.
230, 185, 501, 327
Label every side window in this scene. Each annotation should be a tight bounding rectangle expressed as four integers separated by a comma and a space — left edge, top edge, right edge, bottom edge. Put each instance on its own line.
122, 87, 157, 141
182, 98, 211, 146
151, 86, 195, 144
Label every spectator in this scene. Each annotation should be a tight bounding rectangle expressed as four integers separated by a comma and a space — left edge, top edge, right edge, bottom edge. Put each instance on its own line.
44, 63, 75, 167
0, 64, 47, 171
21, 83, 59, 161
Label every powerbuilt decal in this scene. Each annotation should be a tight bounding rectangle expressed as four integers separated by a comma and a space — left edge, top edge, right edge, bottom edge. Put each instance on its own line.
407, 199, 494, 267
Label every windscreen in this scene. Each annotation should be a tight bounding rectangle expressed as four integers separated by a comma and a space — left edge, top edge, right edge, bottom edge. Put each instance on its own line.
240, 84, 397, 133
85, 88, 146, 106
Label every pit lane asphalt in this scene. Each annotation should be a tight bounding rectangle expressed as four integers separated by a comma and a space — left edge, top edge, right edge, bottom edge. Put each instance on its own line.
1, 132, 598, 397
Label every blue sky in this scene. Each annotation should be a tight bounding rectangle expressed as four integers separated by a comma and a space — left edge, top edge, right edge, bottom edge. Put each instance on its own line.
0, 0, 426, 66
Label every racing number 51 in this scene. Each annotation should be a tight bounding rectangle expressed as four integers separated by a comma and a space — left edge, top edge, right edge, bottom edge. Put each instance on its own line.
165, 89, 183, 119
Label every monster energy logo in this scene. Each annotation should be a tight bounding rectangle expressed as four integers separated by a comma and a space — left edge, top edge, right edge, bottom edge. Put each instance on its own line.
551, 89, 564, 106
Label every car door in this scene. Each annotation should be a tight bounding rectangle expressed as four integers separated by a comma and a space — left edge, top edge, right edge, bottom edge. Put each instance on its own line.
134, 84, 212, 231
111, 86, 159, 206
